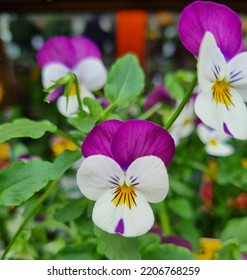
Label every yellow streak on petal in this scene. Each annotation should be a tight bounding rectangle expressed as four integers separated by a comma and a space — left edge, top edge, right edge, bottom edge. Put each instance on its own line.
212, 79, 232, 106
112, 185, 137, 209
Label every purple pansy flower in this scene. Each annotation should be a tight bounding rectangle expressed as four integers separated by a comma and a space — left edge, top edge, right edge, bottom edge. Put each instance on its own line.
144, 84, 173, 111
76, 120, 175, 237
37, 36, 107, 117
178, 1, 244, 60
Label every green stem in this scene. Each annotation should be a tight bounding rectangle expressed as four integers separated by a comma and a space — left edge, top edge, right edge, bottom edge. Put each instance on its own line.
159, 202, 172, 236
165, 73, 197, 130
73, 74, 84, 117
139, 102, 163, 120
99, 103, 117, 120
55, 128, 80, 147
1, 180, 58, 260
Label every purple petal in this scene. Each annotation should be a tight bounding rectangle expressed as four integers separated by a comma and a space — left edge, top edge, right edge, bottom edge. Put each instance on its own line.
223, 122, 233, 136
82, 119, 123, 158
97, 97, 109, 109
145, 84, 173, 111
111, 120, 175, 170
162, 235, 193, 251
115, 218, 125, 234
37, 36, 77, 68
178, 1, 244, 60
242, 253, 247, 260
70, 37, 101, 63
47, 85, 64, 103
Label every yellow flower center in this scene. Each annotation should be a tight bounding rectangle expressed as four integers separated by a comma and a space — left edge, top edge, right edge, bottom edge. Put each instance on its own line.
212, 79, 232, 106
182, 118, 191, 126
112, 184, 137, 209
209, 139, 218, 146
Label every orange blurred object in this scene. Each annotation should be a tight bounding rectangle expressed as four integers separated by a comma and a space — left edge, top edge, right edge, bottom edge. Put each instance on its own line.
116, 11, 147, 66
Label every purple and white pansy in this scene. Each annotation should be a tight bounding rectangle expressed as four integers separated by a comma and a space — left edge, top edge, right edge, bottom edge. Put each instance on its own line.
37, 36, 107, 117
195, 32, 247, 140
76, 120, 175, 237
179, 1, 247, 140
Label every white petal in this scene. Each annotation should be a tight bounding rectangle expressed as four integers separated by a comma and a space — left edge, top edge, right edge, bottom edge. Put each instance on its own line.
228, 52, 247, 102
42, 63, 69, 88
197, 124, 211, 143
218, 89, 247, 140
76, 155, 124, 201
126, 156, 169, 203
56, 87, 95, 117
57, 95, 79, 117
205, 142, 234, 157
197, 32, 226, 91
92, 189, 154, 237
195, 89, 220, 131
74, 58, 107, 91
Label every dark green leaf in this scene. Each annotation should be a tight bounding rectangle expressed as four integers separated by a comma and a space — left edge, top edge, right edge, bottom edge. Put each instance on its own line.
0, 150, 81, 206
54, 199, 86, 223
142, 243, 196, 260
51, 149, 81, 180
104, 54, 144, 107
0, 118, 57, 143
0, 160, 53, 206
56, 243, 102, 260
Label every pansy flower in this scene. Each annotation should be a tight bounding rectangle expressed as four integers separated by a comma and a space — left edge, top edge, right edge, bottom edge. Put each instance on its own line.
178, 1, 244, 60
197, 123, 234, 157
195, 32, 247, 140
37, 36, 107, 117
77, 120, 175, 237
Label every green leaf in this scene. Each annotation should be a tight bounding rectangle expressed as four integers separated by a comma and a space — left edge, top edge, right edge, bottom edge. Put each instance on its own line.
218, 239, 241, 260
104, 54, 145, 108
56, 243, 102, 260
96, 228, 141, 260
0, 118, 57, 143
0, 150, 81, 206
142, 243, 196, 260
67, 116, 97, 133
139, 233, 161, 251
0, 160, 53, 206
221, 217, 247, 245
164, 73, 184, 100
51, 149, 81, 180
83, 97, 103, 117
54, 199, 86, 223
167, 198, 193, 219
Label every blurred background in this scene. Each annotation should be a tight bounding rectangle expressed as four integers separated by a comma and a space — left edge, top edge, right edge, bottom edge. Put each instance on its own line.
1, 0, 247, 112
